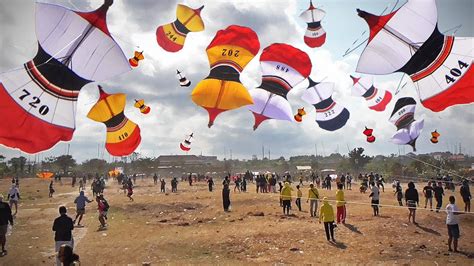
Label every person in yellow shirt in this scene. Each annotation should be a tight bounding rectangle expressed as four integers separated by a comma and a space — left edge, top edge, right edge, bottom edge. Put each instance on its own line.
296, 185, 303, 211
319, 197, 336, 242
281, 182, 293, 215
307, 184, 319, 217
336, 183, 346, 224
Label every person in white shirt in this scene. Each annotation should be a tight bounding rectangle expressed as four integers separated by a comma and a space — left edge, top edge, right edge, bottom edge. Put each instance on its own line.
369, 182, 380, 216
446, 196, 463, 252
7, 184, 20, 216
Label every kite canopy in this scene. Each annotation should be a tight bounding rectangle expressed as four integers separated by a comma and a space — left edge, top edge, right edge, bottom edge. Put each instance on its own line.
180, 133, 193, 152
299, 1, 327, 48
0, 1, 130, 154
248, 43, 312, 130
356, 0, 473, 112
87, 86, 141, 156
301, 78, 350, 131
37, 172, 54, 179
389, 97, 424, 151
363, 127, 376, 143
129, 51, 144, 67
430, 130, 440, 143
156, 4, 205, 52
350, 75, 392, 111
177, 70, 191, 87
294, 108, 306, 122
191, 25, 260, 127
134, 99, 151, 114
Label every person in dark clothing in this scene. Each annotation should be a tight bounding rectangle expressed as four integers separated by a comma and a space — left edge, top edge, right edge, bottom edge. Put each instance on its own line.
57, 244, 80, 266
49, 180, 55, 198
153, 174, 158, 185
0, 195, 13, 257
188, 173, 193, 186
207, 177, 214, 192
171, 178, 178, 193
405, 182, 419, 224
241, 178, 247, 192
423, 181, 434, 210
394, 182, 403, 206
278, 182, 283, 207
340, 174, 346, 190
160, 179, 166, 193
460, 180, 471, 213
52, 206, 74, 265
325, 175, 332, 190
222, 176, 231, 212
434, 182, 445, 212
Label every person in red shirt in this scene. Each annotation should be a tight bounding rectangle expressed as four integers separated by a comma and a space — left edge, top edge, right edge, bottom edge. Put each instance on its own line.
96, 195, 108, 229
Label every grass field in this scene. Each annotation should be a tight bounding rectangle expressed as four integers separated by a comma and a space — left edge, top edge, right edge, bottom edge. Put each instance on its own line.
0, 177, 473, 265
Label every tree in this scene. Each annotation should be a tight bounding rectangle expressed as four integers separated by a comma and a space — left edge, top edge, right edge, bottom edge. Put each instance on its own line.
80, 159, 108, 175
348, 148, 372, 172
54, 155, 76, 174
8, 156, 27, 174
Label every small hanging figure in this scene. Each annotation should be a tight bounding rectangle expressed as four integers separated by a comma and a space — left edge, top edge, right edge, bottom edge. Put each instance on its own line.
363, 127, 376, 143
129, 51, 144, 67
294, 107, 306, 122
180, 133, 193, 152
430, 130, 440, 144
177, 69, 191, 87
134, 99, 151, 114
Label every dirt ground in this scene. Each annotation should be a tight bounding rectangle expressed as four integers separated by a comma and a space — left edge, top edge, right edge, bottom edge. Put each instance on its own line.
0, 177, 473, 265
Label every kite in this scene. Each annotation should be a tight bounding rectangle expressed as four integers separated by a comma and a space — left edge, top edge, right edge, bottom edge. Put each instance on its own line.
363, 127, 376, 143
177, 69, 191, 87
87, 85, 141, 157
389, 97, 424, 152
180, 133, 193, 152
37, 172, 54, 180
430, 130, 440, 143
0, 0, 131, 154
129, 51, 144, 67
299, 0, 327, 48
248, 43, 312, 130
350, 75, 392, 111
156, 5, 205, 52
191, 25, 260, 127
134, 99, 150, 114
301, 78, 350, 131
356, 0, 473, 112
294, 108, 306, 122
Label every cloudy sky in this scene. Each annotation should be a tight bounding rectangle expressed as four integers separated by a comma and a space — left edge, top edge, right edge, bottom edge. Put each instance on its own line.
0, 0, 473, 163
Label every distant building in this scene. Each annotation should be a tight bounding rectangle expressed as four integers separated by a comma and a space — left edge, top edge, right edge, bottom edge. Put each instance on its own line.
157, 155, 219, 168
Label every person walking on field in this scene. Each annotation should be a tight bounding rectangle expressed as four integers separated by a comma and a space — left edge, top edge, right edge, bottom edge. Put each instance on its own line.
281, 182, 293, 215
222, 176, 231, 212
295, 185, 302, 211
405, 182, 419, 224
395, 181, 403, 206
460, 179, 471, 213
0, 195, 13, 257
434, 182, 445, 213
319, 197, 336, 242
73, 191, 92, 227
336, 183, 346, 224
160, 179, 166, 193
52, 206, 74, 266
153, 173, 158, 185
446, 196, 464, 252
7, 184, 20, 216
369, 182, 380, 216
96, 195, 108, 229
423, 181, 434, 210
307, 184, 319, 217
207, 177, 214, 192
49, 180, 55, 198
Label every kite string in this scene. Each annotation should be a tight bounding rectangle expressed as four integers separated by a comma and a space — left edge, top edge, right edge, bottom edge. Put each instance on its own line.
402, 154, 465, 179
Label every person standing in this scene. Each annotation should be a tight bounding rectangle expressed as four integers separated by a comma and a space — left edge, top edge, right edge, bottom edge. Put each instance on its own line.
395, 181, 403, 206
340, 174, 346, 190
96, 196, 108, 229
336, 183, 346, 224
160, 179, 166, 193
460, 179, 471, 213
127, 179, 134, 201
319, 197, 336, 242
307, 184, 319, 217
346, 173, 352, 190
73, 191, 92, 227
423, 181, 434, 210
281, 182, 293, 215
369, 182, 380, 216
434, 182, 445, 213
405, 182, 419, 224
49, 180, 55, 198
0, 195, 13, 257
295, 185, 302, 212
78, 178, 84, 192
153, 174, 158, 185
171, 177, 178, 193
7, 184, 20, 216
52, 206, 74, 265
446, 196, 464, 252
207, 177, 214, 192
222, 176, 231, 212
325, 175, 332, 190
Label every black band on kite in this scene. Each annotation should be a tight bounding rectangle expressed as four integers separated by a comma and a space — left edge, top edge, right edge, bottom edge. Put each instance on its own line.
32, 44, 91, 91
314, 97, 334, 110
174, 19, 190, 35
362, 85, 375, 98
259, 77, 290, 99
398, 27, 444, 75
104, 111, 126, 128
307, 21, 321, 29
206, 66, 241, 82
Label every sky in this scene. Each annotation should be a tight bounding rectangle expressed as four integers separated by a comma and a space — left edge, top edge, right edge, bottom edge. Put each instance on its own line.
0, 0, 473, 163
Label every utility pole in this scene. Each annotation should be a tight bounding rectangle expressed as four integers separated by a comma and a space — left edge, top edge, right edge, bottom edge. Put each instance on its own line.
268, 149, 270, 160
262, 145, 265, 160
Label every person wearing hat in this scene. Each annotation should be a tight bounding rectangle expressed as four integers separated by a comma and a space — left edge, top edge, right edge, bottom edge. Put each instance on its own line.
52, 206, 74, 265
0, 194, 13, 256
319, 197, 335, 242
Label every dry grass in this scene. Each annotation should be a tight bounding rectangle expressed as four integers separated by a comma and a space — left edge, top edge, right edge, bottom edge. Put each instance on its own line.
1, 177, 473, 265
